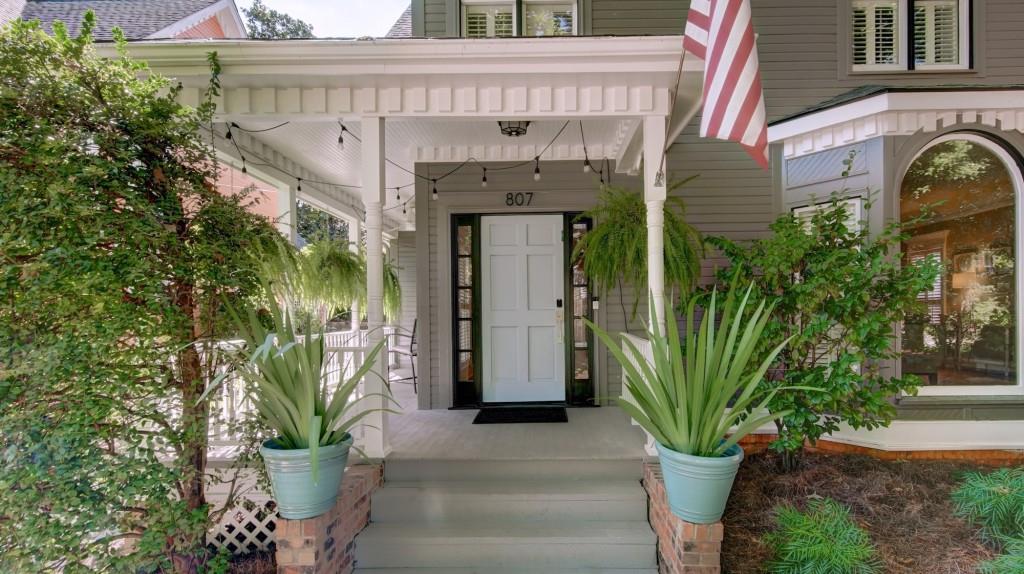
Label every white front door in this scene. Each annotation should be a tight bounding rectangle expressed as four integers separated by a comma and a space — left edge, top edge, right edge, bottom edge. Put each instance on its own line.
481, 214, 566, 402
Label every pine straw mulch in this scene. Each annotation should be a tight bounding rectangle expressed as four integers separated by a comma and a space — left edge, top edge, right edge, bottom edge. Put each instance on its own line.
228, 550, 275, 574
722, 451, 998, 574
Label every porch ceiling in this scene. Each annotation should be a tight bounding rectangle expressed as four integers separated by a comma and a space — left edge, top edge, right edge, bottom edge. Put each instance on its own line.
104, 36, 704, 230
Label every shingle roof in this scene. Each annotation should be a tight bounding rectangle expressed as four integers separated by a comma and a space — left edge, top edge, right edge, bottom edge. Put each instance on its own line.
385, 4, 411, 38
19, 0, 220, 40
770, 84, 1024, 126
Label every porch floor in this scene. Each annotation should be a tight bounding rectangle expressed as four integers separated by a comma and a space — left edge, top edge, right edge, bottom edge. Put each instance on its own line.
386, 368, 647, 461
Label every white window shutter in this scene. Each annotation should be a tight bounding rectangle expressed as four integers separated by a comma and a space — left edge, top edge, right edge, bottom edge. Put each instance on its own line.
851, 0, 899, 67
915, 0, 960, 66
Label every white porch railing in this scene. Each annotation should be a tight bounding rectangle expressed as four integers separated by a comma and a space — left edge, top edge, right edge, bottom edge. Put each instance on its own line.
620, 333, 658, 456
207, 328, 381, 457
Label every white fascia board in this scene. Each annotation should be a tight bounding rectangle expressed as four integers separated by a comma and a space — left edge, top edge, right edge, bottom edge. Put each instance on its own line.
100, 36, 694, 78
768, 90, 1024, 143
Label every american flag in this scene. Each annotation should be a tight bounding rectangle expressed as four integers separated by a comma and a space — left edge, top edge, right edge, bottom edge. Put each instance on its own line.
683, 0, 769, 168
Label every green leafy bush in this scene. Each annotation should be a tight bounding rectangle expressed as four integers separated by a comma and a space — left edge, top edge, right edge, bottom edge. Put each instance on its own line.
709, 193, 941, 469
952, 467, 1024, 545
765, 498, 882, 574
979, 538, 1024, 574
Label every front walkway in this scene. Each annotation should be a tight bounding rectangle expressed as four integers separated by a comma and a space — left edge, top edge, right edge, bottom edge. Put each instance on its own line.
386, 366, 646, 461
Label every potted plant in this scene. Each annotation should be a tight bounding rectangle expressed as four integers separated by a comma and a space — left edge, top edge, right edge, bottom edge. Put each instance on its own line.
209, 294, 393, 519
587, 284, 794, 523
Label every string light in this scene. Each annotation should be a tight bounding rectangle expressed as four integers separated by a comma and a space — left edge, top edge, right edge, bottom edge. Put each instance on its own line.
431, 179, 438, 201
241, 157, 247, 174
533, 157, 541, 181
481, 167, 488, 188
402, 203, 407, 215
583, 159, 591, 173
337, 122, 346, 148
297, 177, 302, 192
395, 187, 401, 201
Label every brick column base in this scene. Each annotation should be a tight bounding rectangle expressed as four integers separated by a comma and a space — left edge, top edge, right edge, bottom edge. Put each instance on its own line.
643, 462, 724, 574
275, 463, 383, 574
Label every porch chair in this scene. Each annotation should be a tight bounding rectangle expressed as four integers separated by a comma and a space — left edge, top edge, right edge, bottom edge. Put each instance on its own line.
389, 319, 418, 393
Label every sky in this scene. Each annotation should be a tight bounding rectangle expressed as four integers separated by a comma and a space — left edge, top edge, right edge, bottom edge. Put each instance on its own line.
235, 0, 410, 38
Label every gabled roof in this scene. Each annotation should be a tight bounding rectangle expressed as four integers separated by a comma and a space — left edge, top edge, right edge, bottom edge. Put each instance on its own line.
15, 0, 237, 40
385, 4, 411, 38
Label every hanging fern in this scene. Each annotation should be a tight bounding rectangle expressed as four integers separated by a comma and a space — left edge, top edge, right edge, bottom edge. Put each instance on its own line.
953, 467, 1024, 546
571, 180, 702, 323
260, 238, 402, 326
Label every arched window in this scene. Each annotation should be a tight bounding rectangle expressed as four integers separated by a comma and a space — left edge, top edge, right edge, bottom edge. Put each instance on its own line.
901, 134, 1024, 390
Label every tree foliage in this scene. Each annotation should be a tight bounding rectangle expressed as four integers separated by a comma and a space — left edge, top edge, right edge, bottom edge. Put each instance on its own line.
572, 182, 703, 325
0, 16, 278, 572
709, 193, 941, 468
297, 200, 349, 245
242, 0, 315, 39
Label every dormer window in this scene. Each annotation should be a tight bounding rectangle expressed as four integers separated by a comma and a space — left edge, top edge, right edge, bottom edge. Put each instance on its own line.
461, 1, 577, 38
850, 0, 969, 71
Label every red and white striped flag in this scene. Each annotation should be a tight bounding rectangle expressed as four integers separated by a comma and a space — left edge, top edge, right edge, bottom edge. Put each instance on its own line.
683, 0, 769, 168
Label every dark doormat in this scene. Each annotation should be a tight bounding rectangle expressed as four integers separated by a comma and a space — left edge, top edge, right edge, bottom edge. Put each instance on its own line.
472, 406, 568, 424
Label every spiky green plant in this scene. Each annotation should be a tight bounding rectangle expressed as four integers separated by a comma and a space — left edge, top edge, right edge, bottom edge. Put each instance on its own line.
765, 498, 882, 574
572, 182, 702, 325
586, 283, 795, 457
204, 289, 396, 477
979, 538, 1024, 574
953, 468, 1024, 545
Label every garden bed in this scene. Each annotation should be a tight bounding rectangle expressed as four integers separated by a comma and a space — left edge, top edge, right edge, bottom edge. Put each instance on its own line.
723, 451, 998, 573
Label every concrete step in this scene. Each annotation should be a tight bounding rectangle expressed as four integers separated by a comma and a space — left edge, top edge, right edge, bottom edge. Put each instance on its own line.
371, 480, 647, 522
353, 521, 657, 569
352, 564, 655, 568
383, 458, 644, 482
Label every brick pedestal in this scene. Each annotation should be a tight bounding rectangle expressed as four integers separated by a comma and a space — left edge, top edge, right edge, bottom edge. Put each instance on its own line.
275, 463, 383, 574
643, 462, 724, 574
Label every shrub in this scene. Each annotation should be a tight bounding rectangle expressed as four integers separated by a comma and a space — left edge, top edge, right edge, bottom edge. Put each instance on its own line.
979, 538, 1024, 574
709, 192, 941, 469
765, 498, 882, 574
953, 468, 1024, 545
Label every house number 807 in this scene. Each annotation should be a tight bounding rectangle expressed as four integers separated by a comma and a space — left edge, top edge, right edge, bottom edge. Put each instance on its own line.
505, 192, 534, 206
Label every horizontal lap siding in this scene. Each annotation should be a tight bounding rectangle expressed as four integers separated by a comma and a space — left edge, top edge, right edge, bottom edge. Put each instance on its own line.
424, 0, 450, 37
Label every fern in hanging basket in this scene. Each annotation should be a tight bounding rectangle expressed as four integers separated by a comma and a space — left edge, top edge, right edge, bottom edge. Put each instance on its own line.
571, 180, 703, 321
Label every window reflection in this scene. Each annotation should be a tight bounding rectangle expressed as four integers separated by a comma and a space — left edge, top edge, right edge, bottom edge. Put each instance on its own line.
901, 138, 1018, 386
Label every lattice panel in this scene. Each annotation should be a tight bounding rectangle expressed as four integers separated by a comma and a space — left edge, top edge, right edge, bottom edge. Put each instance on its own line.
207, 498, 277, 555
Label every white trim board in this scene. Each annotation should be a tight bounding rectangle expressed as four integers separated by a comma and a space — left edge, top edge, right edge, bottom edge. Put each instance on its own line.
768, 90, 1024, 159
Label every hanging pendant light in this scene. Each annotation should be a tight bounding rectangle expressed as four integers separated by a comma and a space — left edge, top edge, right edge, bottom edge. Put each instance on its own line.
498, 120, 531, 137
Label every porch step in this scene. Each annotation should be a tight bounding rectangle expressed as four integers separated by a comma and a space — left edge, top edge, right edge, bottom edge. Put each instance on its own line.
353, 458, 656, 571
353, 521, 657, 569
371, 480, 647, 522
382, 458, 644, 482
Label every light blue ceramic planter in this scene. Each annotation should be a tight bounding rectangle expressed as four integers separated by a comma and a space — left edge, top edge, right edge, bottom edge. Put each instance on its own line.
260, 435, 352, 519
655, 442, 744, 524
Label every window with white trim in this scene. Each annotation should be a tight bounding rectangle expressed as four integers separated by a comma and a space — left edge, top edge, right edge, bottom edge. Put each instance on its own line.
462, 1, 514, 38
461, 1, 576, 38
850, 0, 969, 71
900, 135, 1022, 391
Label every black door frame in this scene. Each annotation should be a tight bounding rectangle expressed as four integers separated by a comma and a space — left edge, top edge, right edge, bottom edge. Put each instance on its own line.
450, 212, 595, 408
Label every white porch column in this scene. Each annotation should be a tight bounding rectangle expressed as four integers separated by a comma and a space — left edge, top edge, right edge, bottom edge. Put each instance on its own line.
360, 116, 391, 459
643, 115, 669, 331
349, 218, 363, 332
276, 183, 298, 244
